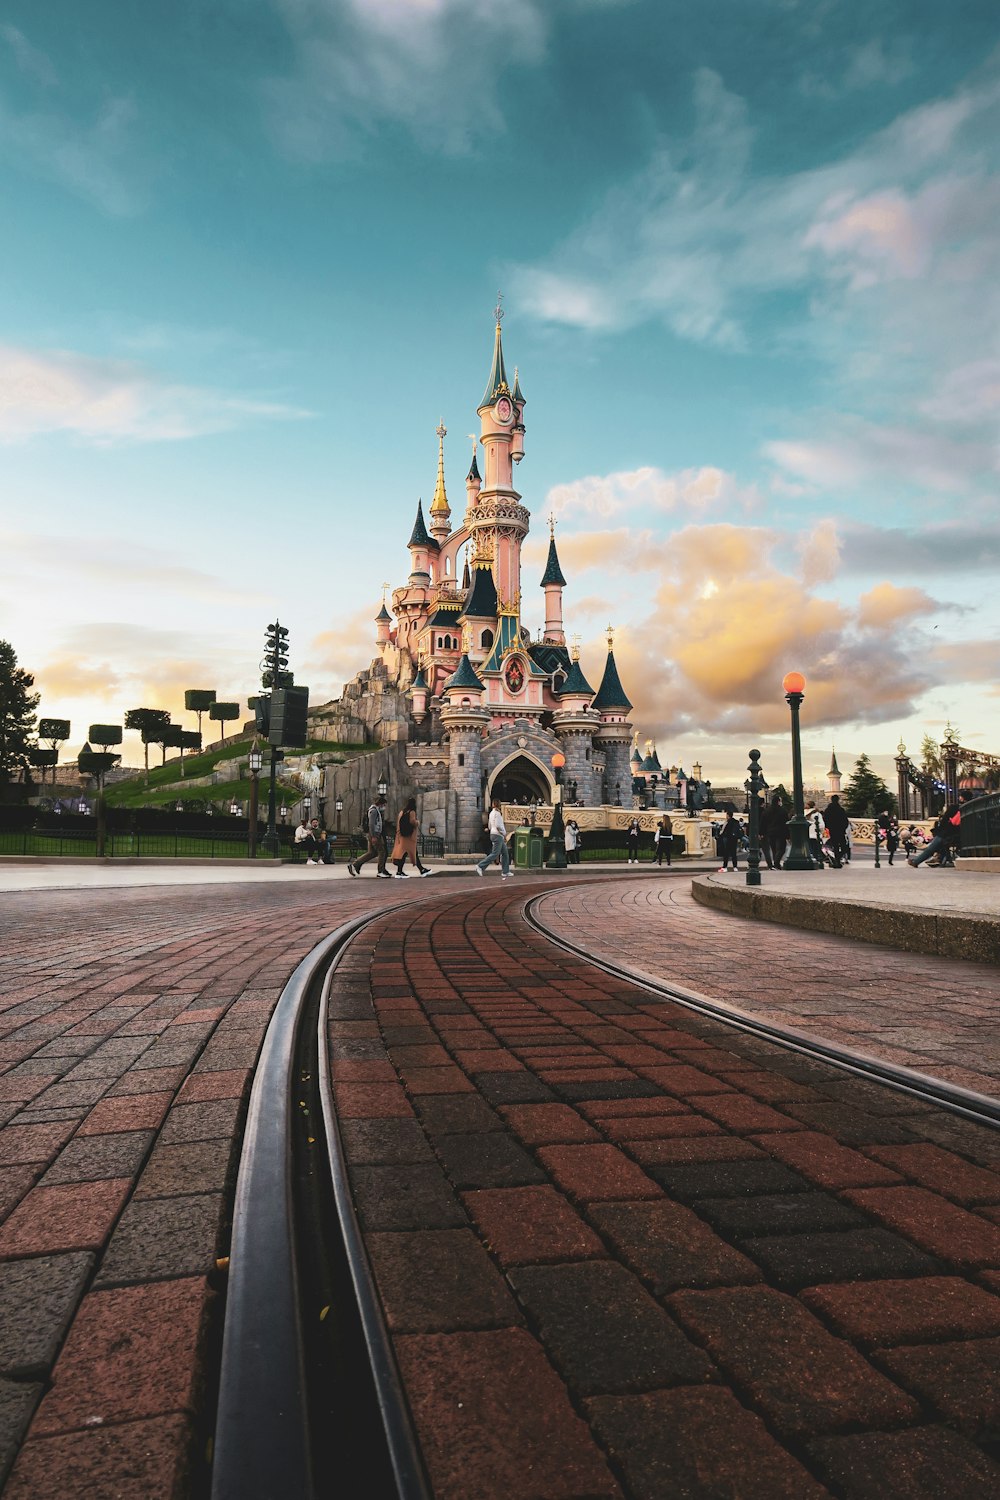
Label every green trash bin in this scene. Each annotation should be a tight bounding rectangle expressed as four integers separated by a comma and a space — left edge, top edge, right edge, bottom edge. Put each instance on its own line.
527, 826, 545, 869
513, 828, 531, 869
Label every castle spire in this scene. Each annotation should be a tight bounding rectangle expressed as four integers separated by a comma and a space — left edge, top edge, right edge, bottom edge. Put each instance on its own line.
429, 420, 450, 542
480, 293, 511, 407
592, 626, 633, 714
408, 499, 432, 550
540, 512, 567, 645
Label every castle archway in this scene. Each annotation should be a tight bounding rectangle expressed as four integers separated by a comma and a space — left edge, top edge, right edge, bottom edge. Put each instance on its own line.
487, 752, 553, 806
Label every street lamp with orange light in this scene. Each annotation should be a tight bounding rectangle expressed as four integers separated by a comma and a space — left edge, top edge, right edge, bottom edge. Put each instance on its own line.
546, 750, 568, 869
782, 670, 818, 871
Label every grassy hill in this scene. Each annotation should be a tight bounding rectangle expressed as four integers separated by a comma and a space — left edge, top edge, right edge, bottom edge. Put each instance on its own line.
102, 737, 373, 810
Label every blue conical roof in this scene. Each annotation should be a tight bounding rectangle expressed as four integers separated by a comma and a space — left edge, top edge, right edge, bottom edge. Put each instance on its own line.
408, 500, 433, 549
540, 536, 567, 588
463, 562, 498, 618
411, 666, 428, 690
467, 448, 481, 482
444, 654, 484, 692
558, 657, 594, 698
592, 648, 632, 713
481, 321, 511, 406
375, 602, 392, 623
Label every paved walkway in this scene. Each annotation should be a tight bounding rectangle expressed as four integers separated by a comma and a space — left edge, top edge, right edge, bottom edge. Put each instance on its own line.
536, 877, 1000, 1096
1, 870, 999, 1497
330, 886, 1000, 1498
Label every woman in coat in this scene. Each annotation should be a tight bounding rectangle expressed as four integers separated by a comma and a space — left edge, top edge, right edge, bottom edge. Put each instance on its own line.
626, 818, 641, 864
392, 797, 433, 878
717, 810, 740, 871
654, 814, 673, 866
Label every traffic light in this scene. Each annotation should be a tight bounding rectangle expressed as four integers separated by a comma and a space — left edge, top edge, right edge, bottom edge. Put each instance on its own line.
269, 686, 309, 749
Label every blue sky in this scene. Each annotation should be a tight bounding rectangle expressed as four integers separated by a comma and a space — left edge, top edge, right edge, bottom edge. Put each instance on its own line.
1, 0, 997, 785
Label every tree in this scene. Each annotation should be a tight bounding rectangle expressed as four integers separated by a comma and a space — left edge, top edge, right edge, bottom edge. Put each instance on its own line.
843, 753, 897, 817
0, 640, 40, 786
177, 729, 201, 776
184, 690, 216, 737
155, 722, 183, 766
209, 701, 240, 746
920, 735, 941, 777
89, 725, 123, 754
37, 717, 71, 786
124, 708, 171, 785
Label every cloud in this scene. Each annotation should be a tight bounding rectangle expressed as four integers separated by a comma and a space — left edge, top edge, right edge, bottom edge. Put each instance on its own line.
305, 606, 384, 703
837, 520, 1000, 575
797, 518, 841, 586
511, 57, 1000, 498
857, 582, 943, 630
545, 464, 762, 523
0, 344, 314, 444
0, 26, 146, 215
265, 0, 552, 157
0, 533, 266, 605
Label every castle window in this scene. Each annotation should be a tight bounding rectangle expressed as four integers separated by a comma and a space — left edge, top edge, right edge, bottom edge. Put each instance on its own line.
458, 753, 465, 767
481, 629, 494, 650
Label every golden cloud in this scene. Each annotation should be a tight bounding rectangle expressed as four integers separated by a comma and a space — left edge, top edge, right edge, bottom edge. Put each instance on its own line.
857, 582, 941, 629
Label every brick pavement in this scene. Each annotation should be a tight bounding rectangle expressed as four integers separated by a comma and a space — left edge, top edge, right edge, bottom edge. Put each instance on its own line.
0, 877, 458, 1496
535, 877, 1000, 1095
330, 885, 1000, 1498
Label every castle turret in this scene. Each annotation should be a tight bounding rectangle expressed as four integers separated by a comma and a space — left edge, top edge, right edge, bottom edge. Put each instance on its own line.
592, 626, 634, 807
540, 516, 567, 646
827, 747, 842, 796
553, 644, 599, 802
429, 421, 451, 546
440, 651, 489, 850
409, 663, 429, 723
407, 500, 438, 584
510, 366, 525, 464
375, 598, 392, 651
465, 439, 481, 513
473, 296, 528, 612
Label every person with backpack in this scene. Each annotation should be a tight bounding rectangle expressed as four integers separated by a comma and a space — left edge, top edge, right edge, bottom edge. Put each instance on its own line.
391, 796, 433, 877
347, 793, 392, 878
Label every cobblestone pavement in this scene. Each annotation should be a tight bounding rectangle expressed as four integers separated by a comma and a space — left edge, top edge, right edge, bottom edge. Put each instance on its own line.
0, 876, 463, 1496
535, 877, 1000, 1096
332, 886, 1000, 1498
4, 871, 1000, 1497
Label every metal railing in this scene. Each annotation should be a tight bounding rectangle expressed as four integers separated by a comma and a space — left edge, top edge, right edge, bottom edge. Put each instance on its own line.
960, 793, 1000, 858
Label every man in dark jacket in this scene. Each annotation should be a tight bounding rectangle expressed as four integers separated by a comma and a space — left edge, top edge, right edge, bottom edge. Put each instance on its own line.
823, 795, 850, 868
766, 794, 788, 870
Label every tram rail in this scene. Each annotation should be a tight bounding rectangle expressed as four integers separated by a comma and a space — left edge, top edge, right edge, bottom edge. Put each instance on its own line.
210, 905, 430, 1500
524, 892, 1000, 1134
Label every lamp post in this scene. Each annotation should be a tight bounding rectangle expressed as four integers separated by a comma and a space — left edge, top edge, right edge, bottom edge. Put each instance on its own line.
546, 751, 568, 868
377, 774, 388, 798
335, 797, 343, 833
248, 740, 263, 860
781, 671, 818, 870
745, 750, 765, 887
78, 799, 88, 816
280, 804, 288, 825
230, 800, 241, 817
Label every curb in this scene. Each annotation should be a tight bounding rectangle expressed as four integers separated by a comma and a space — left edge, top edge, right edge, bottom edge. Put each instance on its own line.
691, 874, 1000, 964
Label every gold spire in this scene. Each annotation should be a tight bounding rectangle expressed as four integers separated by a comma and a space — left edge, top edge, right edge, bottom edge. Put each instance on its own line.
898, 739, 907, 755
549, 511, 556, 538
571, 633, 581, 662
606, 623, 615, 651
430, 420, 449, 516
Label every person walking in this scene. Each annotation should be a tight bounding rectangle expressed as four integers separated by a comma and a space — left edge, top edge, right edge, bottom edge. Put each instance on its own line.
764, 795, 786, 869
654, 813, 673, 866
908, 803, 960, 868
476, 799, 511, 879
626, 817, 641, 864
717, 809, 740, 871
391, 797, 434, 878
347, 793, 392, 878
823, 794, 851, 868
885, 814, 900, 865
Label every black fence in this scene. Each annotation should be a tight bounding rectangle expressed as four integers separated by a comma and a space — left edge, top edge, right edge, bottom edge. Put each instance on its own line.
960, 793, 1000, 858
0, 812, 368, 862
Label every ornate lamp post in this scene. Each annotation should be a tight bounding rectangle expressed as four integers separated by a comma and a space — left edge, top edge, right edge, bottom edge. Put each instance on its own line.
781, 671, 818, 870
247, 740, 263, 860
377, 775, 388, 798
745, 750, 765, 887
546, 751, 567, 869
335, 797, 343, 833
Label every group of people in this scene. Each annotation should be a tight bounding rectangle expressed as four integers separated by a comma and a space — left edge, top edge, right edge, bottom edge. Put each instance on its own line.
625, 815, 674, 865
344, 795, 435, 879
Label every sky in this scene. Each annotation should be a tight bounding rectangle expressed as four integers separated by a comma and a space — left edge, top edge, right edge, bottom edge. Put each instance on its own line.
1, 0, 997, 788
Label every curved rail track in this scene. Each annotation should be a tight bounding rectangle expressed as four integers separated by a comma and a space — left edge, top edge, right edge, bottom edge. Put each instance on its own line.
210, 904, 430, 1500
524, 892, 1000, 1133
209, 879, 999, 1500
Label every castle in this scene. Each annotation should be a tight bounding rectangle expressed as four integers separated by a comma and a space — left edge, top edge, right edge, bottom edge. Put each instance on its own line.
317, 304, 638, 851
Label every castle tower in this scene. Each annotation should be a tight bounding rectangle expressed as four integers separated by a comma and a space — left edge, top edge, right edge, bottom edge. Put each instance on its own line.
407, 500, 437, 585
540, 516, 567, 645
553, 644, 599, 803
465, 438, 482, 514
375, 594, 392, 651
827, 747, 842, 796
472, 295, 529, 615
429, 421, 451, 548
440, 651, 489, 851
592, 626, 634, 806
